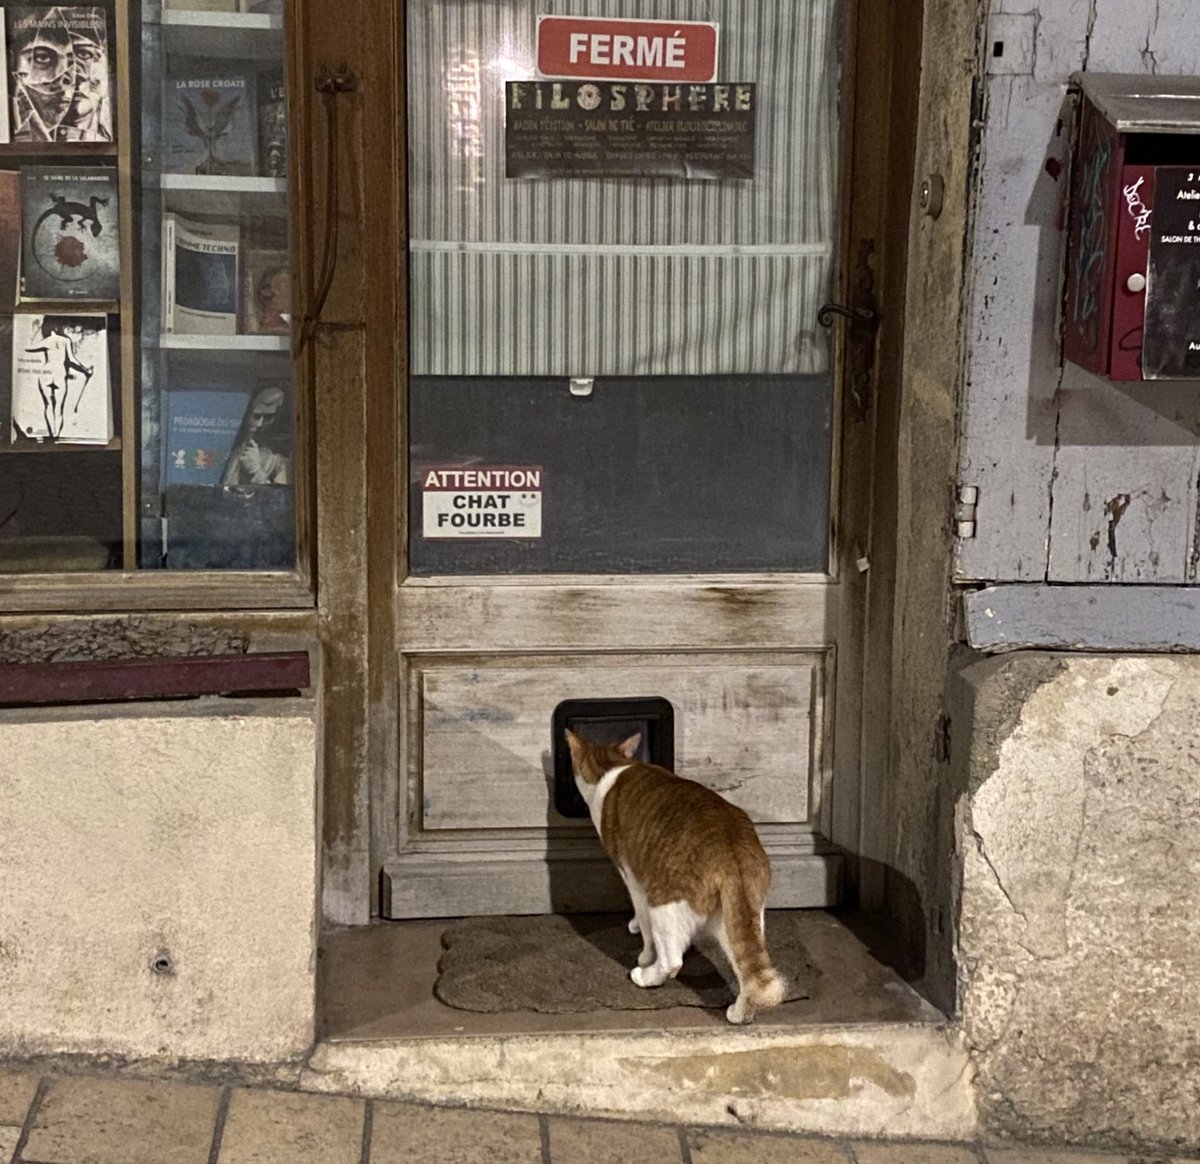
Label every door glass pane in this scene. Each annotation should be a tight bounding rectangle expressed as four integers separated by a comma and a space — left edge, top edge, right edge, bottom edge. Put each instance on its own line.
406, 0, 839, 574
0, 0, 295, 575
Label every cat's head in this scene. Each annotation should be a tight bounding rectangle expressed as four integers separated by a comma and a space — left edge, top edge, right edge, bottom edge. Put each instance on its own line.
565, 729, 641, 788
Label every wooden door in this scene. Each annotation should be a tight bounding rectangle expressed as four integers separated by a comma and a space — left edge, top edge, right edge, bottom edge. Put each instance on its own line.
376, 0, 901, 918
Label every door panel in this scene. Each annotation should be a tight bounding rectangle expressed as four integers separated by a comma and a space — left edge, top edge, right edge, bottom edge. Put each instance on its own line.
420, 656, 822, 831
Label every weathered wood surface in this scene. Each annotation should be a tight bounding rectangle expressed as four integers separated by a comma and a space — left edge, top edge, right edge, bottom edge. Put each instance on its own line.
965, 584, 1200, 651
417, 656, 822, 831
381, 851, 841, 918
958, 0, 1200, 586
0, 651, 310, 706
397, 578, 837, 652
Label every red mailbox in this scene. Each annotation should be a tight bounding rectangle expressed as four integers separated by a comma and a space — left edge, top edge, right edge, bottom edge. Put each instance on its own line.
1063, 73, 1200, 381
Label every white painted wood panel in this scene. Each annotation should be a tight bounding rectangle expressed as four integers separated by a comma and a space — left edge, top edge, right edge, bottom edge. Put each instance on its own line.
418, 656, 821, 831
959, 0, 1200, 587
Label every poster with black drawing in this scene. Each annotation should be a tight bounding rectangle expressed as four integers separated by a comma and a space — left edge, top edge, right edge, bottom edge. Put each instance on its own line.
10, 312, 111, 443
1143, 166, 1200, 380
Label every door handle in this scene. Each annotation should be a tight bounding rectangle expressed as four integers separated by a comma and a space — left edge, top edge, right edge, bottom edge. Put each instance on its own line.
816, 302, 879, 330
816, 239, 880, 421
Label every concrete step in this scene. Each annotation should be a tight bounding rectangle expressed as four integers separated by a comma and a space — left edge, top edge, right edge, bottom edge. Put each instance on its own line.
302, 1022, 976, 1140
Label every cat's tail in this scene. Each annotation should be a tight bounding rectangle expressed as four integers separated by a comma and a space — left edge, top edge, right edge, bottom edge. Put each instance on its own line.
720, 878, 786, 1024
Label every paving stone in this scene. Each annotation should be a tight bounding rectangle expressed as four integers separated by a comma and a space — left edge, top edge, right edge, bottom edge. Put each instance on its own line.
984, 1149, 1132, 1163
855, 1144, 981, 1164
370, 1101, 542, 1164
0, 1069, 38, 1125
547, 1116, 683, 1163
217, 1089, 364, 1164
0, 1126, 21, 1164
687, 1127, 850, 1163
21, 1076, 219, 1164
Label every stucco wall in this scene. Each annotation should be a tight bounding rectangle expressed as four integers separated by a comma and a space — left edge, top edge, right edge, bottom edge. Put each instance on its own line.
0, 699, 319, 1064
952, 653, 1200, 1151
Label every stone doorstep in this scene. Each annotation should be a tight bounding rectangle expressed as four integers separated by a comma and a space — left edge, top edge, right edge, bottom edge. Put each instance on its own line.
300, 1021, 977, 1141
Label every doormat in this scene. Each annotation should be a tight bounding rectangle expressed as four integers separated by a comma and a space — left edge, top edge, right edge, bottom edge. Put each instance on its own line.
434, 912, 816, 1014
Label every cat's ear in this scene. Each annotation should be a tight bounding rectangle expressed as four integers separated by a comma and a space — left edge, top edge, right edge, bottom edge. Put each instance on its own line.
618, 732, 642, 760
565, 729, 585, 771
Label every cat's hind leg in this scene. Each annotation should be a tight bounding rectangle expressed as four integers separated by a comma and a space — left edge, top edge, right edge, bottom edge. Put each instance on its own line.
619, 869, 655, 967
631, 901, 703, 987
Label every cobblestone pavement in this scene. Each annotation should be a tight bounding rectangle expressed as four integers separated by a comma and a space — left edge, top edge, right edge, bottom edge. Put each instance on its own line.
0, 1066, 1195, 1164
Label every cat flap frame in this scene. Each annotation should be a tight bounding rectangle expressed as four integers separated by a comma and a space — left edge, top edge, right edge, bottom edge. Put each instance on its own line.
552, 696, 675, 819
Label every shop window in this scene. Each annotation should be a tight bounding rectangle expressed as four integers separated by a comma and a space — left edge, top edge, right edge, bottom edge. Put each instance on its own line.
0, 0, 297, 577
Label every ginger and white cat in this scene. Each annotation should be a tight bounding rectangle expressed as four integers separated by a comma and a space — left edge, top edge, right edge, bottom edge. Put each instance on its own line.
566, 729, 786, 1024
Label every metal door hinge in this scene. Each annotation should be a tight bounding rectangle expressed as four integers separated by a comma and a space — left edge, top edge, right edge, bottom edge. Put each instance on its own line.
956, 485, 979, 539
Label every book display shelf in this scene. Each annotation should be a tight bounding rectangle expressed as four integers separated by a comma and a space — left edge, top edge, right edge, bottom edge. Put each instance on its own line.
0, 0, 296, 577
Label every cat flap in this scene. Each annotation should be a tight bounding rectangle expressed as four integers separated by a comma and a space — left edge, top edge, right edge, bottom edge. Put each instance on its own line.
552, 696, 675, 819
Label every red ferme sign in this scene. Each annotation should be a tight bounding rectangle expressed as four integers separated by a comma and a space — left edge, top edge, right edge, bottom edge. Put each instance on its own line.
536, 16, 719, 83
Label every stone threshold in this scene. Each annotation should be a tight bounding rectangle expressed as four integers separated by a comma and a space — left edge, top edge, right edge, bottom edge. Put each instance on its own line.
302, 1022, 976, 1140
308, 911, 977, 1140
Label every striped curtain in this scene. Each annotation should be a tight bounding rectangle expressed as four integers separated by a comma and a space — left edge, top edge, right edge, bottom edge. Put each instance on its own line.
407, 0, 840, 376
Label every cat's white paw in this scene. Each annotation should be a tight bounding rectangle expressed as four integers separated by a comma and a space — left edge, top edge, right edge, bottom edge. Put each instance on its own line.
725, 999, 752, 1024
631, 965, 665, 988
628, 916, 641, 935
637, 947, 655, 967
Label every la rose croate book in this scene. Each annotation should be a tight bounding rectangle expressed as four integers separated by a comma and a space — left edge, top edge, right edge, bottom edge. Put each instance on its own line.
162, 69, 256, 175
10, 312, 111, 444
163, 212, 240, 334
6, 6, 112, 142
19, 164, 119, 303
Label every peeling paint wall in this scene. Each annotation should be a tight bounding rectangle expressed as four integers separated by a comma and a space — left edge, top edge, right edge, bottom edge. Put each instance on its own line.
952, 653, 1200, 1151
957, 0, 1200, 584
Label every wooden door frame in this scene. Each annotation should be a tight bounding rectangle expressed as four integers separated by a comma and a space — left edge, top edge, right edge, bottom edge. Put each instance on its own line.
306, 0, 924, 924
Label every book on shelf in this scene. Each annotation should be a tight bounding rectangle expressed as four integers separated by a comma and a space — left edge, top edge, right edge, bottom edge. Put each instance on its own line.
256, 66, 286, 179
162, 212, 240, 334
240, 248, 289, 335
220, 378, 292, 486
163, 384, 251, 486
6, 6, 112, 142
0, 15, 9, 144
19, 165, 119, 303
0, 170, 19, 310
162, 69, 257, 176
10, 312, 111, 444
163, 0, 238, 9
0, 315, 11, 443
